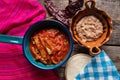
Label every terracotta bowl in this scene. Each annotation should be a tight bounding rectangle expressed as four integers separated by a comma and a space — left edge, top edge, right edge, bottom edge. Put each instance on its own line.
70, 0, 112, 56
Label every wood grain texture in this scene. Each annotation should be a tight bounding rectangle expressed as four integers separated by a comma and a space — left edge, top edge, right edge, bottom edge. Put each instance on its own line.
96, 0, 120, 20
105, 20, 120, 45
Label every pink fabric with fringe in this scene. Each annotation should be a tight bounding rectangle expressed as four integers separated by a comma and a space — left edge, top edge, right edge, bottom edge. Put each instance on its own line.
0, 0, 58, 80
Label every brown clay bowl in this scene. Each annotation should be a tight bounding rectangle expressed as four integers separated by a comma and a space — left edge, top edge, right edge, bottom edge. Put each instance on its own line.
70, 0, 112, 56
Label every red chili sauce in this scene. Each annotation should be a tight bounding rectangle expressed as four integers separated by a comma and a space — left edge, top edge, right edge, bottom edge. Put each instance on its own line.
30, 28, 70, 65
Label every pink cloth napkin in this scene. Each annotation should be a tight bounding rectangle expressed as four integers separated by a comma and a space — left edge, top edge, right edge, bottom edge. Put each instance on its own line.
0, 0, 58, 80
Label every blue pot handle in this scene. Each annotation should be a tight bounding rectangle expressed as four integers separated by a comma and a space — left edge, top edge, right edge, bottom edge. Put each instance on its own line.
0, 35, 23, 44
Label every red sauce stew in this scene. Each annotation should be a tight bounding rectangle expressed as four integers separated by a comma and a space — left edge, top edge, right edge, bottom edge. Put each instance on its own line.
30, 28, 70, 65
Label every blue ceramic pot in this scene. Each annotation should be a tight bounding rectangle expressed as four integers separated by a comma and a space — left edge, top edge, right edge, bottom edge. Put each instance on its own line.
0, 19, 73, 70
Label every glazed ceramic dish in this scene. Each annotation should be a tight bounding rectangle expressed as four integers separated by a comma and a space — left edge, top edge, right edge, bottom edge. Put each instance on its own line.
0, 19, 73, 70
70, 0, 112, 56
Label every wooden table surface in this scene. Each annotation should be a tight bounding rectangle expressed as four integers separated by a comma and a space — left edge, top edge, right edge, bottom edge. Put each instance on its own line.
39, 0, 120, 80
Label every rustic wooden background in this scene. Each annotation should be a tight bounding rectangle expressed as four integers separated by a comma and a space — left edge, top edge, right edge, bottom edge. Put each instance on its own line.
39, 0, 120, 80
